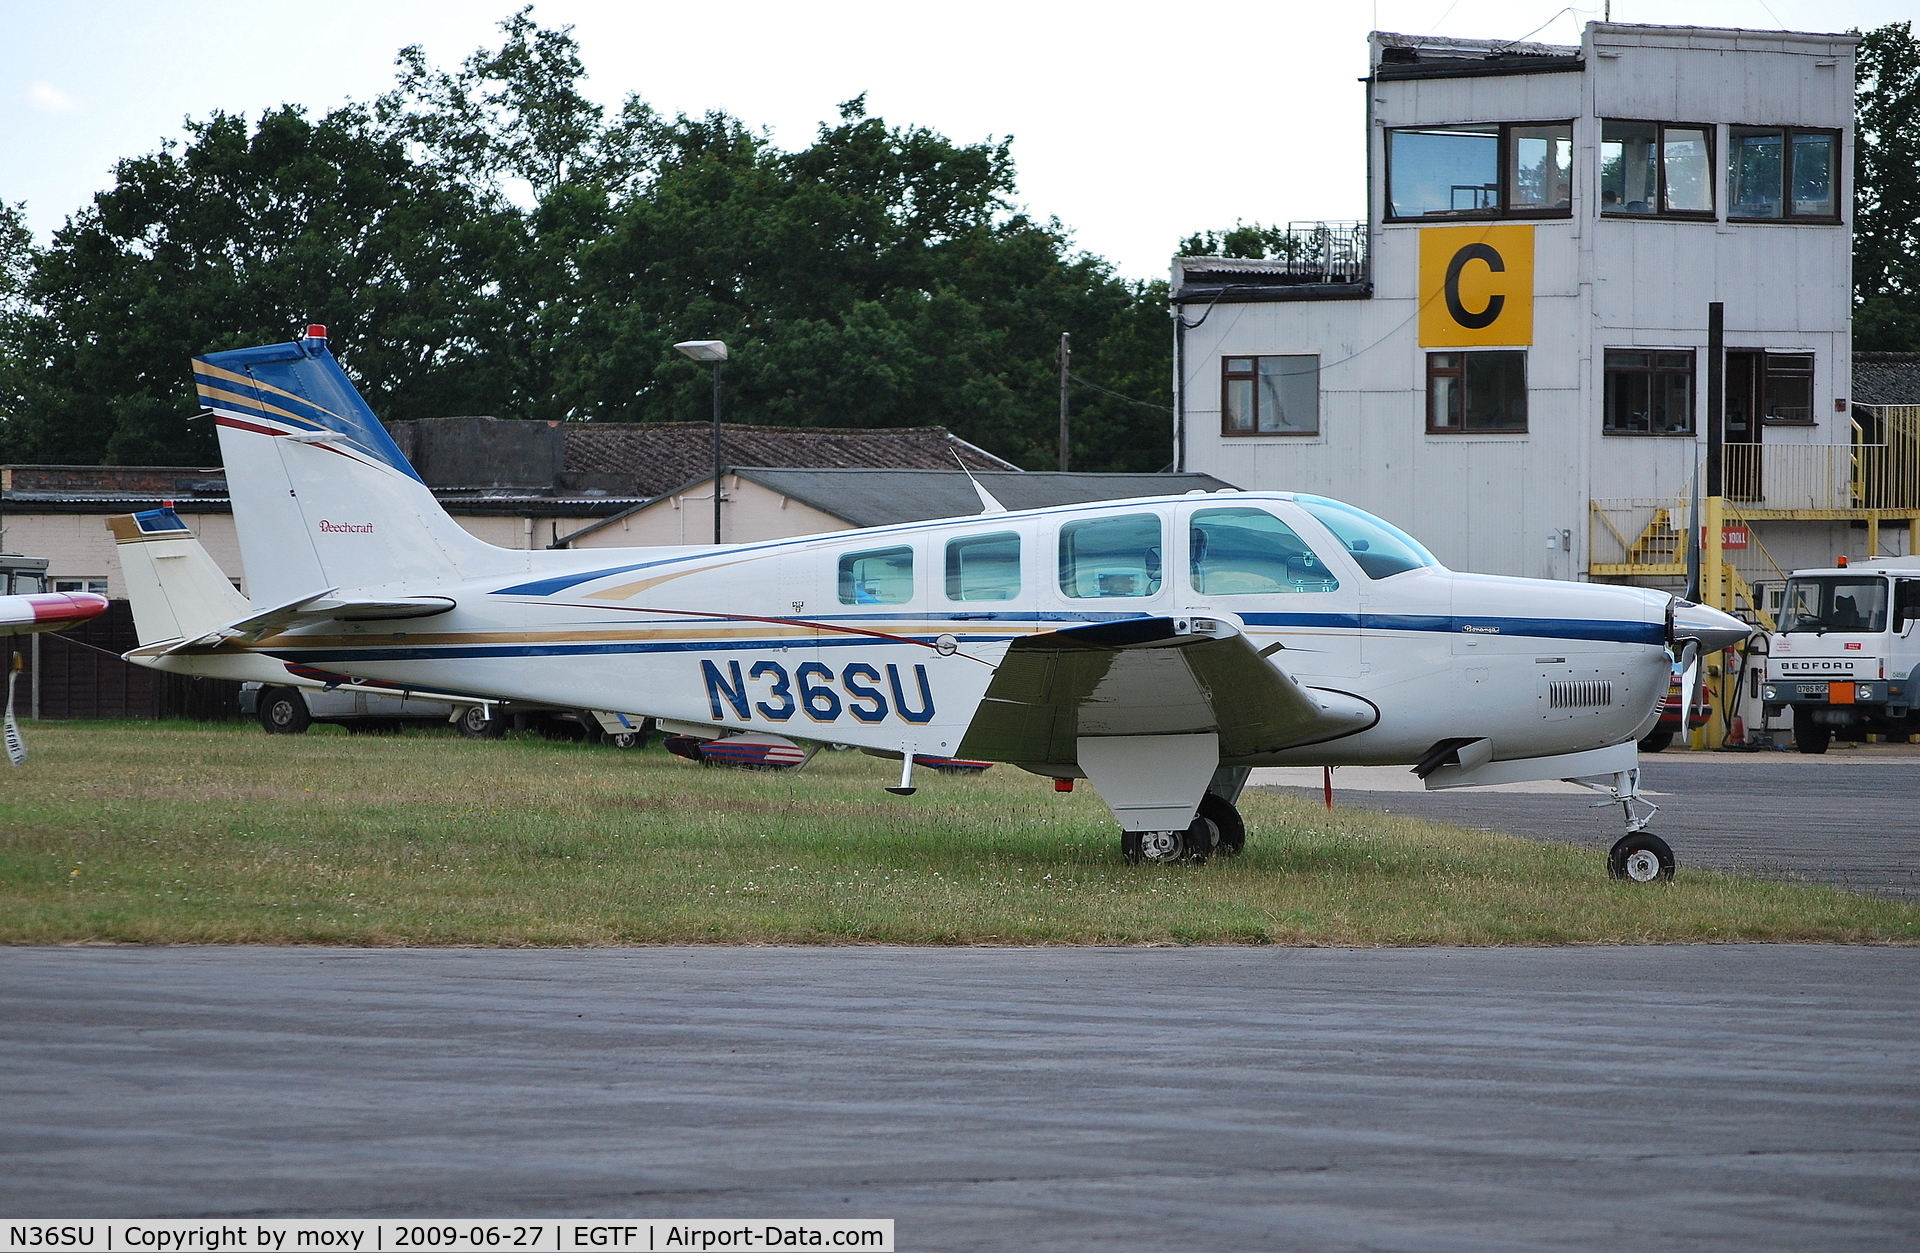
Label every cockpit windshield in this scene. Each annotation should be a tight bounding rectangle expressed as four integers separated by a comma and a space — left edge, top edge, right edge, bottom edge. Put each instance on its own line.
1293, 496, 1443, 579
1779, 576, 1889, 633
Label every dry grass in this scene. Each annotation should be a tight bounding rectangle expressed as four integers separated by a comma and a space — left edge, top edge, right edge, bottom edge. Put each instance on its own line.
2, 721, 1915, 946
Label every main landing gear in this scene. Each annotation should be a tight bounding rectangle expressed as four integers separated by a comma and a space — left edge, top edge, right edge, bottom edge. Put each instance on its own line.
1121, 793, 1246, 866
1571, 765, 1677, 883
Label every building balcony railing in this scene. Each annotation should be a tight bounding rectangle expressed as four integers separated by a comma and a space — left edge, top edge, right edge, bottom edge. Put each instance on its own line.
1172, 222, 1370, 304
1720, 408, 1920, 513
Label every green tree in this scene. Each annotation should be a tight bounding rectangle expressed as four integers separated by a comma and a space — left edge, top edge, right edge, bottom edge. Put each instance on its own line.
2, 104, 515, 465
2, 10, 1175, 472
1856, 22, 1920, 352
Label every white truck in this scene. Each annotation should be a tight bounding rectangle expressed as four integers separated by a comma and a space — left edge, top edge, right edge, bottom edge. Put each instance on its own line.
1762, 556, 1920, 753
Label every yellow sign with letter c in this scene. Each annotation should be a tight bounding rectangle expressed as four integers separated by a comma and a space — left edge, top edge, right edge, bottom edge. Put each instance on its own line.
1418, 224, 1533, 347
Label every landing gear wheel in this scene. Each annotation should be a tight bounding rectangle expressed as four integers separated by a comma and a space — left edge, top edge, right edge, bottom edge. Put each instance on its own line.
1794, 721, 1831, 755
1122, 828, 1191, 865
1638, 730, 1673, 753
1198, 793, 1245, 857
258, 688, 311, 735
1608, 832, 1676, 883
456, 705, 505, 739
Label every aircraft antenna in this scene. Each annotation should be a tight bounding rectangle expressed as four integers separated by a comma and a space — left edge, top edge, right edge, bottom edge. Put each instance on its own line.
951, 451, 1007, 514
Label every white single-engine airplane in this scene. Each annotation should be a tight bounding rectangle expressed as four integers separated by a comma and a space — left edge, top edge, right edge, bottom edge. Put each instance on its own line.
128, 328, 1746, 880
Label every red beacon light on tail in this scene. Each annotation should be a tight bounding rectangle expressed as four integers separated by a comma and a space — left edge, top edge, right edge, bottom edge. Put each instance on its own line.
304, 324, 327, 340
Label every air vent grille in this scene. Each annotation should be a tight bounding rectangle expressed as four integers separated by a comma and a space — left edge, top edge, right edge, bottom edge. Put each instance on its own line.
1549, 680, 1613, 709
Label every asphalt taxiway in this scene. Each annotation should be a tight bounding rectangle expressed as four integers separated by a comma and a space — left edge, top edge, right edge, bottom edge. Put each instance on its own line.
4, 946, 1916, 1251
1254, 746, 1920, 896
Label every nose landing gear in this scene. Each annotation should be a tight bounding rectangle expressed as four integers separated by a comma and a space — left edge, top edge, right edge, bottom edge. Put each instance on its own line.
1574, 766, 1677, 883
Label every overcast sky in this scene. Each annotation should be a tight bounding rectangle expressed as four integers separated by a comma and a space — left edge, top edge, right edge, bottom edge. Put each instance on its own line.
2, 0, 1910, 280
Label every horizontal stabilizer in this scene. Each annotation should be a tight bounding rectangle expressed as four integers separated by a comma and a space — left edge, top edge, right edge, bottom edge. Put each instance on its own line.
138, 589, 457, 656
958, 615, 1376, 766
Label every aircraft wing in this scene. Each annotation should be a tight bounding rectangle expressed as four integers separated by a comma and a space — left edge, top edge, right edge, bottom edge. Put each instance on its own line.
133, 589, 457, 656
0, 592, 109, 637
956, 616, 1376, 767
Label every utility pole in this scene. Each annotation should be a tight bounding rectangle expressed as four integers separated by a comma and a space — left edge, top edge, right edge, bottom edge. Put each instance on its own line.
1058, 332, 1071, 473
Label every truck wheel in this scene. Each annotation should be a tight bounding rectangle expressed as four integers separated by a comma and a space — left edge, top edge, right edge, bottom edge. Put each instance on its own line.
258, 688, 311, 735
1794, 722, 1831, 755
456, 706, 505, 739
1638, 731, 1673, 753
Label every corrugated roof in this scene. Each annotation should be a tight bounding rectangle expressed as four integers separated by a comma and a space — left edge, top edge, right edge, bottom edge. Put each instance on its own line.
734, 469, 1240, 529
1853, 354, 1920, 407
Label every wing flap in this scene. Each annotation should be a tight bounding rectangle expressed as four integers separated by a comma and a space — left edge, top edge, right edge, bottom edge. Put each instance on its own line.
957, 616, 1376, 766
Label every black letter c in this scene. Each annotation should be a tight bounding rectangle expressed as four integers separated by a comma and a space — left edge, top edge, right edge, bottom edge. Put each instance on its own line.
1444, 243, 1505, 330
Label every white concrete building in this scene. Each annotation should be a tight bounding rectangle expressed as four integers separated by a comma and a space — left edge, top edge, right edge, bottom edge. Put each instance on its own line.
1174, 22, 1902, 612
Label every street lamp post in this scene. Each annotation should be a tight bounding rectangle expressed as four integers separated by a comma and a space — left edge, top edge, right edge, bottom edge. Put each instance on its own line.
673, 340, 729, 543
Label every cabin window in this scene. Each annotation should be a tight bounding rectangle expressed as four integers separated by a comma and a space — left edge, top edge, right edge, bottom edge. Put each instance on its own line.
1295, 496, 1441, 580
946, 532, 1021, 601
1059, 513, 1162, 599
1730, 128, 1840, 220
1600, 121, 1713, 217
1426, 351, 1527, 433
1222, 355, 1319, 435
1189, 509, 1339, 595
1603, 350, 1695, 434
1385, 121, 1572, 220
837, 546, 914, 605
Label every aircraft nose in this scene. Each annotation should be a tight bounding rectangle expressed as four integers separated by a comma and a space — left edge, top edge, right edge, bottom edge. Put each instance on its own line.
1669, 599, 1751, 653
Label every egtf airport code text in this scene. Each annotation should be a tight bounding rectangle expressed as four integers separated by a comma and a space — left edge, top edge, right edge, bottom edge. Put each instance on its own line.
3, 1224, 893, 1253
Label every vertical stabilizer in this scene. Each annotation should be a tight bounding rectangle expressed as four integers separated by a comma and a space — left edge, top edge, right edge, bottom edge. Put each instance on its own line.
108, 508, 251, 647
197, 327, 522, 605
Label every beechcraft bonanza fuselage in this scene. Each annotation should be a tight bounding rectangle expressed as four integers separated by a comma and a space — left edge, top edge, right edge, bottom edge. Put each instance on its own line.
125, 329, 1746, 878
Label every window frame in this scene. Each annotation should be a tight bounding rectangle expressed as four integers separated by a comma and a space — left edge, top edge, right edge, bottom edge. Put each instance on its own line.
1220, 354, 1321, 437
1057, 512, 1165, 601
52, 577, 110, 595
1382, 120, 1575, 223
1760, 351, 1817, 426
1598, 120, 1717, 220
1425, 350, 1529, 435
1727, 126, 1843, 223
1602, 348, 1697, 436
836, 545, 916, 606
944, 530, 1022, 602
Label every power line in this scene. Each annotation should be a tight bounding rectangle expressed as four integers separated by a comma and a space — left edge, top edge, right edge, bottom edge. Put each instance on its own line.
1069, 372, 1172, 414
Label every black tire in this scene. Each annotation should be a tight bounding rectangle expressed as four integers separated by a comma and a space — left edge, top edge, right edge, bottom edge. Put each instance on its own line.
1198, 792, 1246, 857
1794, 720, 1831, 754
1608, 832, 1676, 883
608, 731, 643, 749
1638, 730, 1674, 753
456, 706, 505, 739
257, 688, 311, 735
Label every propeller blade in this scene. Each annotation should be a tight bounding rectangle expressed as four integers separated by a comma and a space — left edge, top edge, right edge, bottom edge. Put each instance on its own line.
1677, 639, 1702, 745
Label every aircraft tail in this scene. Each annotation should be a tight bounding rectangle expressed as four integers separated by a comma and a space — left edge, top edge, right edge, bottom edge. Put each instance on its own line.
196, 326, 520, 605
108, 508, 251, 648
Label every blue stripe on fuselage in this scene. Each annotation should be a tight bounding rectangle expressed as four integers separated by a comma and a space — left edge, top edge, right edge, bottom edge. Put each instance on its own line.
1240, 612, 1662, 645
